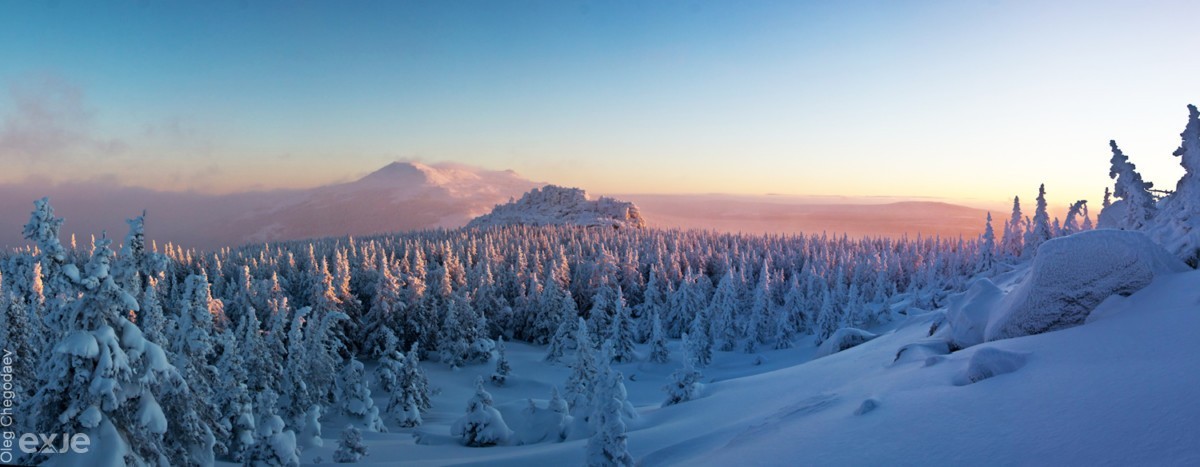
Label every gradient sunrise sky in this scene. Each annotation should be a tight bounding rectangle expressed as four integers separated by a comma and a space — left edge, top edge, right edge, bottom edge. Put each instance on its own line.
1, 0, 1197, 207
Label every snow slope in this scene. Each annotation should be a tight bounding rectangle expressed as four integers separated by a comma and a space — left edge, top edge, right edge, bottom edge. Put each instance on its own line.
467, 185, 646, 230
271, 267, 1200, 466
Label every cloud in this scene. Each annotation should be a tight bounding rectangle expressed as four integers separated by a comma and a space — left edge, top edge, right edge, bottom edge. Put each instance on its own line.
0, 73, 126, 163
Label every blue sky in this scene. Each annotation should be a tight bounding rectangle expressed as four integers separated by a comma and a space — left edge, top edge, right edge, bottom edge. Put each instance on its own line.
1, 0, 1197, 207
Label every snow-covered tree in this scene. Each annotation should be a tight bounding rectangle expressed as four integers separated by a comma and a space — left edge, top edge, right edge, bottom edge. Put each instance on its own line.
709, 271, 740, 352
564, 318, 598, 417
979, 212, 996, 268
647, 308, 670, 363
451, 377, 513, 447
336, 356, 386, 432
748, 261, 774, 349
546, 303, 581, 363
21, 197, 77, 339
386, 379, 423, 428
22, 237, 178, 466
607, 289, 636, 363
586, 369, 635, 467
1070, 200, 1089, 236
375, 330, 404, 393
772, 299, 798, 349
1000, 196, 1024, 260
1102, 140, 1157, 230
687, 302, 713, 366
781, 274, 807, 334
170, 273, 224, 443
814, 288, 839, 346
491, 336, 512, 386
333, 425, 369, 463
0, 292, 37, 400
359, 256, 405, 357
215, 326, 256, 460
1027, 184, 1053, 255
381, 342, 421, 428
662, 354, 704, 407
1150, 104, 1200, 264
547, 386, 572, 441
243, 389, 300, 467
1172, 104, 1200, 203
400, 342, 433, 412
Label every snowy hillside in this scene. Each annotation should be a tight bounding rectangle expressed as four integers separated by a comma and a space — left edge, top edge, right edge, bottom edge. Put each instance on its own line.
467, 185, 647, 229
285, 267, 1200, 466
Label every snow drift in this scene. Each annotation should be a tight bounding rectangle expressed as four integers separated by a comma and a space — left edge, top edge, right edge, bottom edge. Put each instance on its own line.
815, 328, 878, 358
985, 229, 1188, 341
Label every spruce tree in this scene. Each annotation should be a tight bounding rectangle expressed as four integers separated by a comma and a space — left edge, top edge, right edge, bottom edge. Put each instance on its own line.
1105, 140, 1158, 229
451, 377, 512, 447
336, 356, 387, 432
607, 288, 636, 363
1027, 184, 1053, 255
647, 308, 670, 364
491, 336, 512, 386
980, 212, 996, 268
333, 425, 369, 463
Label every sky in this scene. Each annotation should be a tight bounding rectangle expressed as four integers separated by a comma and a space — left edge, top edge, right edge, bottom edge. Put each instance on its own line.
1, 0, 1198, 209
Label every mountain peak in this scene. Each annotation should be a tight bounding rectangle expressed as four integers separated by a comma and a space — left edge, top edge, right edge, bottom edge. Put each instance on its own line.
467, 185, 647, 229
357, 161, 436, 185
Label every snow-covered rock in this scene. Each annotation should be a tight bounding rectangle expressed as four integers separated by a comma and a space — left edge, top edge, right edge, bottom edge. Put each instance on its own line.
985, 230, 1189, 341
467, 185, 646, 229
937, 278, 1004, 349
815, 328, 878, 358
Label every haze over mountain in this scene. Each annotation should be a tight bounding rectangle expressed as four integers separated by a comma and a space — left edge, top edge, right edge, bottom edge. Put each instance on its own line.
624, 194, 988, 239
0, 162, 539, 250
0, 162, 988, 251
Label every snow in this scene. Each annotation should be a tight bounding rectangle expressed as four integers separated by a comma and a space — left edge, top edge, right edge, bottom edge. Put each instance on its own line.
137, 395, 169, 434
467, 185, 647, 230
78, 404, 102, 428
985, 230, 1188, 341
55, 330, 99, 358
264, 271, 1200, 467
62, 263, 81, 283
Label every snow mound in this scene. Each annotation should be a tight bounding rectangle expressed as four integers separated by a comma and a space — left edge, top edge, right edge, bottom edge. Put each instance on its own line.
937, 278, 1004, 349
467, 185, 647, 229
853, 398, 880, 416
954, 348, 1028, 386
815, 328, 878, 358
985, 230, 1188, 341
893, 339, 950, 364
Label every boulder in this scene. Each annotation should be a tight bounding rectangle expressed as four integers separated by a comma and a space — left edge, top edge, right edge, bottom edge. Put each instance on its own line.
985, 230, 1188, 341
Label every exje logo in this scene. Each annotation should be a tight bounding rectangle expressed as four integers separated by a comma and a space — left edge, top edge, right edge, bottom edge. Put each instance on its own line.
18, 433, 91, 455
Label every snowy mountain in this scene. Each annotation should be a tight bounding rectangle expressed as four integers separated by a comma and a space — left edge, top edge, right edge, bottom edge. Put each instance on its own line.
467, 185, 647, 229
0, 161, 541, 250
230, 161, 542, 244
